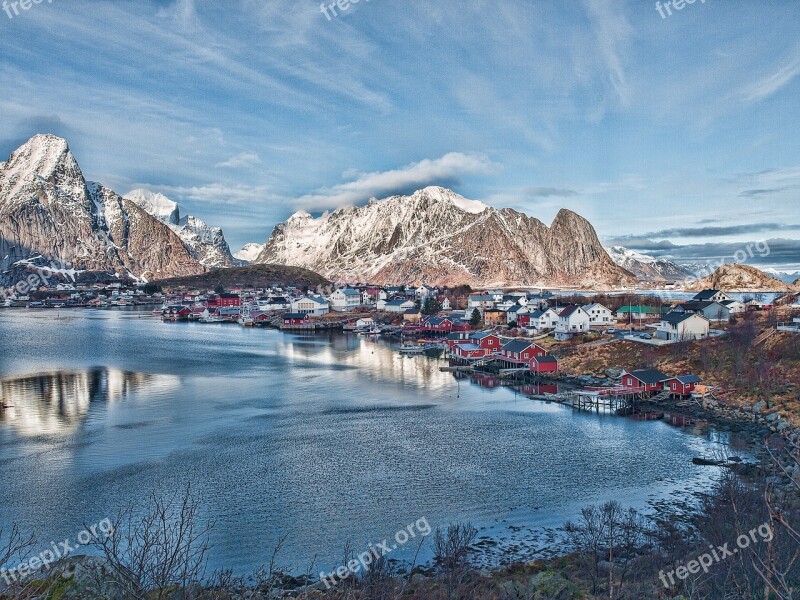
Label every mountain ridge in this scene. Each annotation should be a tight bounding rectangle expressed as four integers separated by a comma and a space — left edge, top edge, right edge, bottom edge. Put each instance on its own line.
125, 189, 243, 269
256, 186, 634, 287
0, 134, 205, 284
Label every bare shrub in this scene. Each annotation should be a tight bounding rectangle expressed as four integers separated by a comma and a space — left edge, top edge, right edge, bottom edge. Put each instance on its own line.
434, 522, 477, 598
86, 483, 213, 600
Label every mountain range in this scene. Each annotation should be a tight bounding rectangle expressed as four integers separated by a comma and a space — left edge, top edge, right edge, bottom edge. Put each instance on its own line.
254, 186, 634, 287
124, 189, 242, 268
0, 135, 204, 284
2, 134, 793, 291
604, 246, 692, 283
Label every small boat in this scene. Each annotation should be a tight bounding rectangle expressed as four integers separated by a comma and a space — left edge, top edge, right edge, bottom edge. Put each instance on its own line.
238, 316, 254, 327
200, 315, 225, 323
398, 343, 423, 355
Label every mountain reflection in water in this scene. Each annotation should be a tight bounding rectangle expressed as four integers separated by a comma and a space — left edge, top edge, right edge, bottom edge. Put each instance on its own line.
0, 368, 179, 436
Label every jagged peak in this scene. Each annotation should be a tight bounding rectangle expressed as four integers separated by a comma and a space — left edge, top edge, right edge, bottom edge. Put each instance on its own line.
4, 134, 79, 181
412, 186, 488, 214
287, 210, 312, 222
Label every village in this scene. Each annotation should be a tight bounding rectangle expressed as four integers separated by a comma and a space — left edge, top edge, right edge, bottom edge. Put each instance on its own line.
4, 273, 799, 423
149, 282, 799, 422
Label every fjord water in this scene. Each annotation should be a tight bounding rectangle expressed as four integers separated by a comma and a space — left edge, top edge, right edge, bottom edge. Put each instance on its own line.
0, 309, 734, 573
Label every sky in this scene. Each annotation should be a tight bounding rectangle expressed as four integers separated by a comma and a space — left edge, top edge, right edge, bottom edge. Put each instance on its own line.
0, 0, 799, 270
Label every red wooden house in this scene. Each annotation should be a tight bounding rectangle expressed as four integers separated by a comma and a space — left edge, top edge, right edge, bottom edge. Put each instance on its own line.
469, 332, 502, 354
210, 293, 242, 308
516, 314, 531, 328
282, 313, 308, 326
530, 355, 558, 374
452, 342, 486, 359
499, 340, 547, 365
662, 375, 701, 397
621, 369, 668, 393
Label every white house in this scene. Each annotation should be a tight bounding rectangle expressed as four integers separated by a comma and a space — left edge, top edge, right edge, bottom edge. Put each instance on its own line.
673, 301, 731, 322
584, 302, 614, 327
693, 289, 732, 304
257, 296, 289, 311
528, 308, 560, 332
290, 295, 330, 316
467, 294, 495, 312
555, 305, 591, 340
655, 312, 710, 341
440, 296, 451, 311
329, 288, 362, 312
720, 299, 746, 315
415, 285, 436, 300
384, 298, 416, 313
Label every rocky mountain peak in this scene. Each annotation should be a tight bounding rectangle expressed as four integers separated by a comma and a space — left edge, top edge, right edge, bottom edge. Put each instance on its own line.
0, 135, 205, 283
1, 134, 88, 210
256, 186, 633, 287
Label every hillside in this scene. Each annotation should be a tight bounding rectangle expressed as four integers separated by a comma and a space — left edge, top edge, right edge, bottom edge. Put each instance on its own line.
155, 264, 330, 290
686, 263, 798, 292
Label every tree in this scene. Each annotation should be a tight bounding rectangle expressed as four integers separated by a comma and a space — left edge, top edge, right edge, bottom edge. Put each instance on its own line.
423, 296, 443, 316
469, 308, 481, 327
214, 285, 224, 295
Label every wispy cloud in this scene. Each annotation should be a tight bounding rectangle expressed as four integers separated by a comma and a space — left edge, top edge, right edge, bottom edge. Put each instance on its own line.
523, 187, 579, 198
295, 153, 498, 211
583, 0, 633, 109
608, 222, 800, 243
216, 152, 262, 169
737, 46, 800, 104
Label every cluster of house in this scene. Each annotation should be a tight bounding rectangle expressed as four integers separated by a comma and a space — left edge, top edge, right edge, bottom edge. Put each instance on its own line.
443, 330, 559, 375
463, 289, 750, 343
616, 368, 703, 398
160, 284, 453, 322
2, 280, 161, 308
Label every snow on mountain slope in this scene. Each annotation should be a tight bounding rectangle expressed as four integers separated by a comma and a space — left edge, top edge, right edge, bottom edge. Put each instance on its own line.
605, 246, 692, 282
0, 135, 204, 284
256, 187, 633, 287
125, 189, 242, 268
763, 268, 800, 285
124, 189, 181, 225
234, 243, 265, 263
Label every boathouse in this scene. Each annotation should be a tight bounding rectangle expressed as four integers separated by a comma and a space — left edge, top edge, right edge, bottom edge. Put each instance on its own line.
282, 313, 308, 326
621, 368, 669, 393
530, 355, 558, 374
499, 340, 547, 365
663, 374, 701, 396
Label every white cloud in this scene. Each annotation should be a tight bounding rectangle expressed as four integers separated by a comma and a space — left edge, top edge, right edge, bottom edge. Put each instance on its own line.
215, 152, 262, 169
737, 47, 800, 104
295, 152, 498, 211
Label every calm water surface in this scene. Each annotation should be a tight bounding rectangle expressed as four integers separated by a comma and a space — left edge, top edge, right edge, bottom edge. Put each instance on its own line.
0, 308, 742, 573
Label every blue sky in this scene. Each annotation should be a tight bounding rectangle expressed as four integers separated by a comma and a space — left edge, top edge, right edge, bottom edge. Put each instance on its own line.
1, 0, 799, 269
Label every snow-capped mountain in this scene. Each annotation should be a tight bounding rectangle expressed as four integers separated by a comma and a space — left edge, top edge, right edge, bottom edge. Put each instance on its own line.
234, 243, 265, 263
256, 186, 634, 287
125, 189, 242, 268
605, 246, 692, 282
0, 135, 204, 284
762, 268, 800, 285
